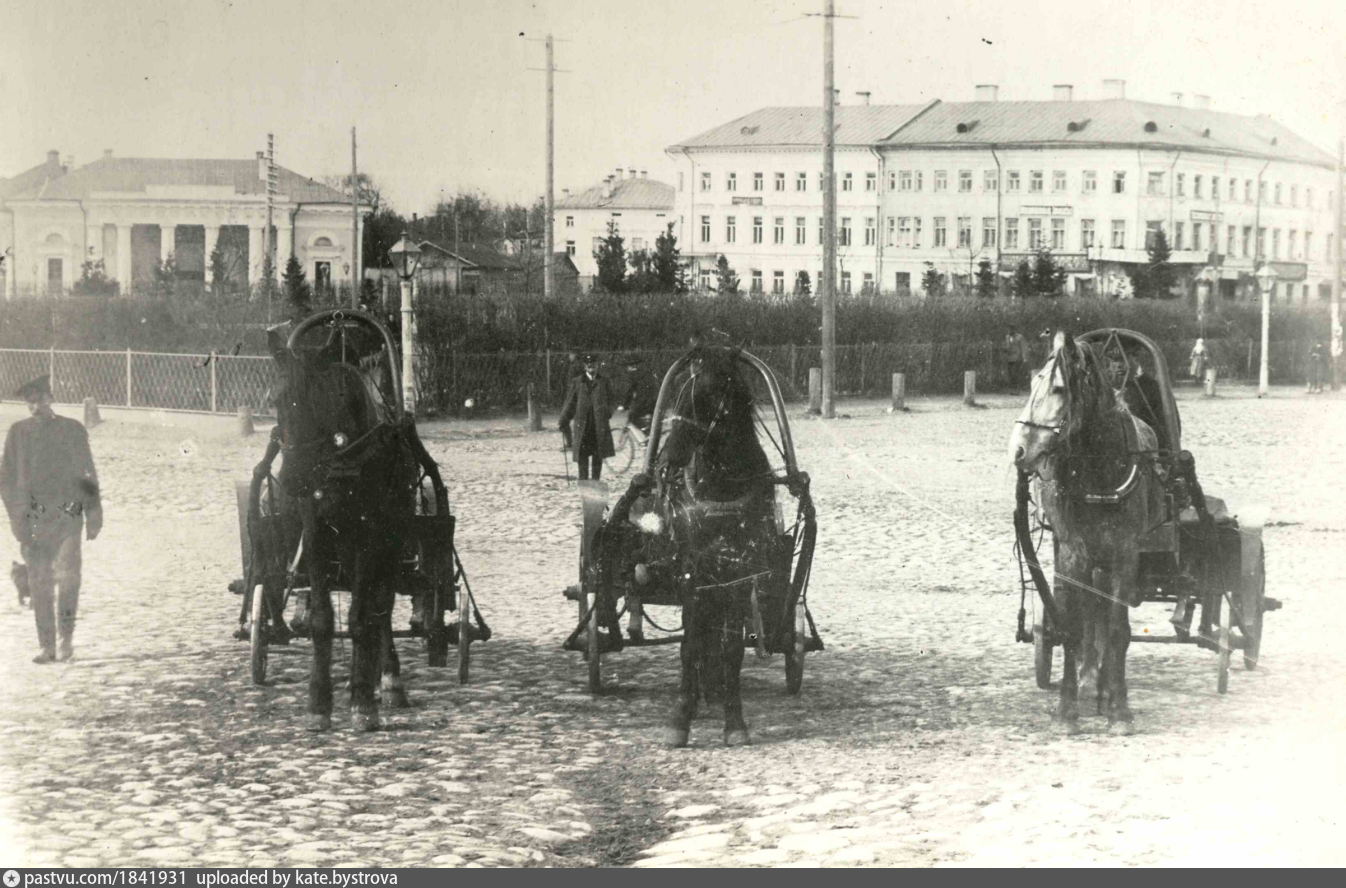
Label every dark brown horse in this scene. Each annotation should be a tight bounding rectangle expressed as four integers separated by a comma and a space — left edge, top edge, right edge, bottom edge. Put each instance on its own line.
271, 316, 424, 731
1008, 333, 1165, 733
657, 346, 777, 747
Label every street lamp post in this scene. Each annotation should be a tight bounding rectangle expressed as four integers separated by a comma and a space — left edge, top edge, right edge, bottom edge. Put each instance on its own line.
1196, 265, 1217, 331
1254, 263, 1278, 398
387, 233, 422, 415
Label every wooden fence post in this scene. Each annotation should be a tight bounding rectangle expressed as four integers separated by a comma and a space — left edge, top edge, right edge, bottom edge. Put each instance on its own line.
808, 367, 822, 414
546, 348, 552, 402
49, 347, 55, 400
126, 348, 132, 407
82, 397, 101, 428
890, 373, 906, 412
963, 370, 977, 406
526, 382, 543, 431
210, 351, 218, 414
237, 405, 254, 436
859, 346, 867, 395
790, 344, 798, 390
1204, 367, 1218, 398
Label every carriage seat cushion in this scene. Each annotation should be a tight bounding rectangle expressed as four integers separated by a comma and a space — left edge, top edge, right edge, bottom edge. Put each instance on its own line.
1178, 495, 1231, 526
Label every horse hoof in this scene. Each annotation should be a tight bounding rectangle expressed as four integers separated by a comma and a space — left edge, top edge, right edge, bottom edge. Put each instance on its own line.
350, 710, 381, 732
306, 713, 332, 732
664, 727, 690, 748
1052, 713, 1081, 735
1108, 716, 1135, 736
724, 728, 751, 747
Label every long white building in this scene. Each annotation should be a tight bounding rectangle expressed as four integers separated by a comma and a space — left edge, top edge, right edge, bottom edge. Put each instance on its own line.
666, 81, 1338, 303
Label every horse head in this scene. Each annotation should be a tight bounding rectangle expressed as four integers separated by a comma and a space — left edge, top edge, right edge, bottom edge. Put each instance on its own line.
1010, 332, 1121, 477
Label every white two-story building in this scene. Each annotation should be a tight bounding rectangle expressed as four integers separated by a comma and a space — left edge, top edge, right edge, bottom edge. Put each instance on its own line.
667, 81, 1339, 303
554, 168, 676, 289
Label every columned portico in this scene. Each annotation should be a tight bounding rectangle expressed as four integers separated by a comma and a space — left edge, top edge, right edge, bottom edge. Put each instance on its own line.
203, 226, 220, 284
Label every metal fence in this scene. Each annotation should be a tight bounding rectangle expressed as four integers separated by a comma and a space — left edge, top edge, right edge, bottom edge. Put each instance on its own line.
0, 335, 1322, 419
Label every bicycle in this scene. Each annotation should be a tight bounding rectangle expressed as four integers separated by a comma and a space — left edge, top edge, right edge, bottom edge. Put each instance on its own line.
604, 412, 649, 476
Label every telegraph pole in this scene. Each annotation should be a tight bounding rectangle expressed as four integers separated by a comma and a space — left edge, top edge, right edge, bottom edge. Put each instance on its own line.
1333, 136, 1343, 390
820, 0, 837, 418
351, 127, 360, 308
545, 34, 555, 301
265, 133, 276, 323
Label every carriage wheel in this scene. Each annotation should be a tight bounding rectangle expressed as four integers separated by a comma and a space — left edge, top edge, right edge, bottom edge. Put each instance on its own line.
426, 555, 450, 669
1242, 547, 1265, 671
586, 591, 603, 693
249, 580, 268, 685
1033, 620, 1054, 690
785, 601, 807, 695
604, 428, 636, 476
1217, 595, 1232, 695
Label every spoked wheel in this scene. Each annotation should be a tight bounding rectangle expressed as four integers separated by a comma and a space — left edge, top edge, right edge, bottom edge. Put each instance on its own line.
586, 591, 601, 693
249, 579, 268, 685
1242, 547, 1265, 671
785, 600, 807, 695
427, 559, 450, 669
1034, 620, 1054, 690
604, 428, 636, 476
1217, 594, 1232, 695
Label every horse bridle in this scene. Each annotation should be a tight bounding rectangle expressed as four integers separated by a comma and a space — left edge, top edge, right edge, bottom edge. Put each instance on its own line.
1014, 352, 1065, 437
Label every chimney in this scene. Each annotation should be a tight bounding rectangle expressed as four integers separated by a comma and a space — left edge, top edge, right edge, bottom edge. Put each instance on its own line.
1171, 92, 1184, 106
640, 170, 647, 179
103, 149, 113, 160
833, 88, 841, 104
1102, 79, 1126, 99
628, 168, 636, 179
562, 187, 570, 196
856, 91, 872, 105
1052, 84, 1073, 102
257, 151, 266, 179
603, 176, 613, 198
974, 84, 999, 102
47, 149, 61, 169
615, 167, 624, 180
1193, 94, 1211, 110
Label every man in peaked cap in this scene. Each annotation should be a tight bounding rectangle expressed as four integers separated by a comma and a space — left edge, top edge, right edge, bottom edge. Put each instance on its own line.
559, 354, 615, 480
1, 375, 102, 663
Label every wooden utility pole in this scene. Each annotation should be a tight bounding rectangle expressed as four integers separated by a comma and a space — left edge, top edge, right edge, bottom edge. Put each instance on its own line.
265, 133, 275, 323
544, 33, 556, 301
821, 0, 837, 419
1334, 136, 1343, 390
351, 127, 360, 308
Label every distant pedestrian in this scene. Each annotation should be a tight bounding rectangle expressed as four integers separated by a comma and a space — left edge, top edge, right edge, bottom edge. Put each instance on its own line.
618, 355, 662, 435
1188, 338, 1208, 383
559, 354, 616, 481
0, 375, 102, 663
1307, 342, 1326, 394
1003, 329, 1029, 392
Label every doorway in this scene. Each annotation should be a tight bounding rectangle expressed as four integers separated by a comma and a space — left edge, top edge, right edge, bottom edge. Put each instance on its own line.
47, 258, 63, 294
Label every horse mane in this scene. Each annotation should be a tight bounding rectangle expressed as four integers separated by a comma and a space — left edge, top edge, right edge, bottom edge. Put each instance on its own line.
1053, 340, 1131, 502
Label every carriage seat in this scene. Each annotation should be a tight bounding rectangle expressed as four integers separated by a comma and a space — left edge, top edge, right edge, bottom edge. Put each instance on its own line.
1177, 495, 1231, 527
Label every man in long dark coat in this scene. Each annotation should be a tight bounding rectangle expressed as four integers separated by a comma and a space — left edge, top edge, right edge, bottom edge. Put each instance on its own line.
559, 354, 615, 481
1, 375, 102, 663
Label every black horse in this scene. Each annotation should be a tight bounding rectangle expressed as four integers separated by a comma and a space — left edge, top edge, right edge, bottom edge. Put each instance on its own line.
270, 314, 437, 731
656, 346, 778, 747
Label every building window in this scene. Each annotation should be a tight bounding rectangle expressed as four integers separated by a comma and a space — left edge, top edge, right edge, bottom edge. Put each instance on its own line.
592, 236, 603, 254
1029, 218, 1044, 249
914, 171, 923, 191
795, 217, 806, 245
1272, 228, 1281, 259
933, 217, 947, 247
984, 169, 998, 192
840, 217, 852, 246
1229, 178, 1237, 201
958, 170, 972, 192
957, 217, 972, 248
1051, 217, 1065, 250
631, 237, 644, 252
1052, 170, 1067, 192
1227, 225, 1235, 255
818, 217, 824, 244
886, 216, 895, 247
1257, 227, 1266, 257
751, 269, 763, 292
913, 216, 922, 246
864, 217, 876, 247
1111, 219, 1126, 249
774, 172, 786, 192
701, 216, 711, 243
1244, 180, 1252, 202
1147, 172, 1165, 196
982, 217, 996, 248
565, 215, 574, 228
796, 172, 807, 192
1030, 170, 1044, 193
1211, 176, 1219, 198
1004, 217, 1019, 249
1007, 171, 1021, 192
899, 170, 913, 191
865, 172, 877, 192
862, 272, 874, 293
1194, 175, 1203, 198
1145, 221, 1163, 249
773, 217, 785, 244
840, 271, 852, 294
888, 171, 897, 191
772, 270, 785, 294
565, 240, 575, 256
1289, 185, 1298, 207
727, 172, 737, 191
1113, 171, 1126, 194
699, 268, 712, 289
726, 216, 736, 243
843, 172, 854, 192
1241, 226, 1251, 257
1274, 182, 1282, 205
753, 172, 764, 191
1193, 223, 1202, 252
1173, 222, 1184, 250
898, 217, 911, 248
700, 171, 711, 191
1083, 170, 1097, 193
753, 216, 763, 244
1289, 229, 1298, 258
934, 170, 948, 192
1306, 187, 1313, 208
1305, 231, 1313, 258
1176, 173, 1185, 197
1081, 219, 1095, 249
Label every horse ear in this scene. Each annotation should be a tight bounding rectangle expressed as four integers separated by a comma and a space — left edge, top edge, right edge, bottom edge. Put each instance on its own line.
1053, 331, 1069, 355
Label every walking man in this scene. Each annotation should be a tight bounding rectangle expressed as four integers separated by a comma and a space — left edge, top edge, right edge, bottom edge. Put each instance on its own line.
1, 375, 102, 663
618, 355, 661, 435
559, 354, 615, 481
1004, 328, 1029, 393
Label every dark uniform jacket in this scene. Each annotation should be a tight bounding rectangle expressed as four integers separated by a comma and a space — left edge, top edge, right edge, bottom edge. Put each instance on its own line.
620, 369, 662, 430
0, 414, 102, 550
559, 373, 615, 460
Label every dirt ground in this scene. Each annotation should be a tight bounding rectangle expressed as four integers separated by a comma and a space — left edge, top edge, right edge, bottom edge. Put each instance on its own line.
1, 382, 1343, 867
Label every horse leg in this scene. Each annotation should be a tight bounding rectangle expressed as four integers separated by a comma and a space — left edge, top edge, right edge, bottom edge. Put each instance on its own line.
1053, 559, 1083, 733
348, 555, 380, 732
305, 527, 334, 732
723, 597, 750, 747
1106, 556, 1136, 734
1076, 566, 1106, 715
378, 575, 409, 710
666, 593, 698, 748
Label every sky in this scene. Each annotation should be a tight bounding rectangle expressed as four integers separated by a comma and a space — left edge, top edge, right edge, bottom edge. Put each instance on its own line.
3, 0, 1344, 215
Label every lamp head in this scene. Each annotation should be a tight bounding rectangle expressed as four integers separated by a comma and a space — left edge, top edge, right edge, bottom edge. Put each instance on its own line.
387, 233, 422, 280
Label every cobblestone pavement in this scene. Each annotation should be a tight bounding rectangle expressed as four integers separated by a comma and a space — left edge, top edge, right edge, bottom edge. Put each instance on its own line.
1, 385, 1343, 867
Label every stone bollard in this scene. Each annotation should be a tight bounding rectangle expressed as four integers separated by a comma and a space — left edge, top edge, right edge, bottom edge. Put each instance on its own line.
890, 373, 907, 413
963, 370, 977, 406
237, 405, 255, 437
807, 367, 822, 414
82, 397, 102, 429
1204, 367, 1218, 398
526, 382, 543, 432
